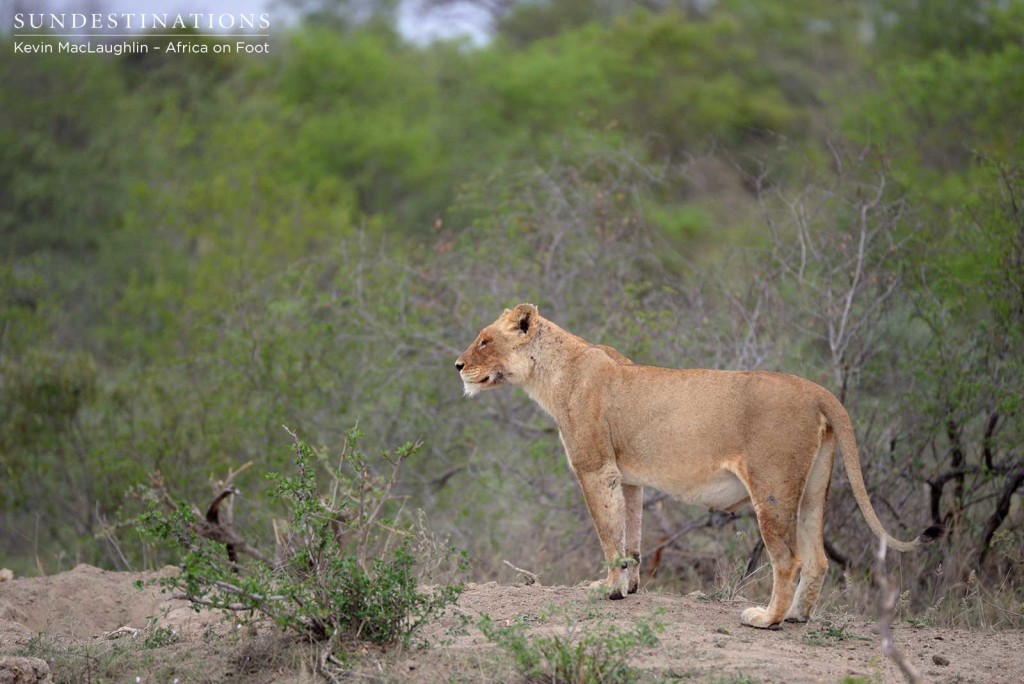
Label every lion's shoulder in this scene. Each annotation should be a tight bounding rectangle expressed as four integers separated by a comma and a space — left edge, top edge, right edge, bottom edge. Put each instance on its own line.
593, 344, 632, 365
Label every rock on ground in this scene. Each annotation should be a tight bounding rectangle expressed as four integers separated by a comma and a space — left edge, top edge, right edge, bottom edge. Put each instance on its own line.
0, 656, 52, 684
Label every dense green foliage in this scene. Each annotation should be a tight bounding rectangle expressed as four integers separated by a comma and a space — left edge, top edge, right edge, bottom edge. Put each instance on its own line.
1, 0, 1021, 622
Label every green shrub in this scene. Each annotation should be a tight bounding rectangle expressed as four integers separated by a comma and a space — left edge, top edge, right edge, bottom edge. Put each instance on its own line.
142, 623, 179, 649
803, 619, 868, 647
138, 427, 465, 648
479, 613, 661, 683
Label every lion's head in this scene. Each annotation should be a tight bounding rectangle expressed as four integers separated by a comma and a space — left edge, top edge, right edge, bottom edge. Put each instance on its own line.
455, 303, 539, 397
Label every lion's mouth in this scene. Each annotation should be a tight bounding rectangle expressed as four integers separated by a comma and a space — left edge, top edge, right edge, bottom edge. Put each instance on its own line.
469, 375, 495, 391
461, 371, 505, 398
465, 371, 503, 384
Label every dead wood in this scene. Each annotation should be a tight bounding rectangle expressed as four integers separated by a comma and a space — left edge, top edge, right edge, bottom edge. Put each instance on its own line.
875, 537, 923, 684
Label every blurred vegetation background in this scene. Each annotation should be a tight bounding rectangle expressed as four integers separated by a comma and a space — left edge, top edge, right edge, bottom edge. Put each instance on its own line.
1, 0, 1021, 623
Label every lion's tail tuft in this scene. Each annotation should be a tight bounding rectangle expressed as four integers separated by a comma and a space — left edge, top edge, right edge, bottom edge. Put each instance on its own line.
918, 524, 945, 544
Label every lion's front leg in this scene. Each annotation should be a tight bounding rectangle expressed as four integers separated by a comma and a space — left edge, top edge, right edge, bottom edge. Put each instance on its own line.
574, 466, 629, 600
623, 484, 643, 594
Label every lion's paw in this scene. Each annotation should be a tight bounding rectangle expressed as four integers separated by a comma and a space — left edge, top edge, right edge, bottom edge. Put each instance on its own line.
588, 578, 625, 601
784, 601, 812, 623
626, 563, 640, 594
740, 606, 781, 630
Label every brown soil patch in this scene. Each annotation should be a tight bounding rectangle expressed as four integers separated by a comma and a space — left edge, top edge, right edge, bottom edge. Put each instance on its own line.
0, 567, 1020, 682
404, 582, 1021, 683
0, 564, 220, 641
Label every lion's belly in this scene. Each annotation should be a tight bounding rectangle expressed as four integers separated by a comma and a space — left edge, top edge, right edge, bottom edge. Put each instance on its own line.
619, 460, 749, 511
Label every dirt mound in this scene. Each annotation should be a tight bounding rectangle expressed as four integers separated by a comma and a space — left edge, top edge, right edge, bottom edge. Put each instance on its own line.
0, 565, 218, 642
0, 568, 1020, 682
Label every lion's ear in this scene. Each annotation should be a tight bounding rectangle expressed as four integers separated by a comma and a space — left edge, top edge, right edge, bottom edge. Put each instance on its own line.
509, 303, 538, 335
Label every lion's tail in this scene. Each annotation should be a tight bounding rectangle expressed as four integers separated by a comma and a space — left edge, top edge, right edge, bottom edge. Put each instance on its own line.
819, 392, 944, 553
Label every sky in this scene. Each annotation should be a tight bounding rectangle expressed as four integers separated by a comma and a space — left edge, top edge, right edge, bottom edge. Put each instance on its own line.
10, 0, 489, 43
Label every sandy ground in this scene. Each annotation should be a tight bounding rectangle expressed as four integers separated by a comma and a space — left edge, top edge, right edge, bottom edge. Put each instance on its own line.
0, 565, 1020, 682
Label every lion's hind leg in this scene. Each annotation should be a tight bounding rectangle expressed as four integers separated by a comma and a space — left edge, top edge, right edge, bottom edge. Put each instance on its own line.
726, 462, 803, 630
785, 427, 834, 623
741, 509, 801, 629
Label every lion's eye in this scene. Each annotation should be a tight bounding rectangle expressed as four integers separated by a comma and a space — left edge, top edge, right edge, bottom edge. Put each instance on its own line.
479, 340, 488, 348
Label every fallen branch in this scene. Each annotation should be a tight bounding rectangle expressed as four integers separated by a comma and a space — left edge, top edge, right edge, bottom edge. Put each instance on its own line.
317, 644, 348, 684
503, 559, 540, 585
103, 625, 140, 640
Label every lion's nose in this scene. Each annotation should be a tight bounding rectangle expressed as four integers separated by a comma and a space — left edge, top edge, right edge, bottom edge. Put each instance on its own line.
455, 361, 465, 371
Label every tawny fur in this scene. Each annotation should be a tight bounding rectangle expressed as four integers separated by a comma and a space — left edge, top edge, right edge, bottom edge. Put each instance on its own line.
456, 304, 940, 629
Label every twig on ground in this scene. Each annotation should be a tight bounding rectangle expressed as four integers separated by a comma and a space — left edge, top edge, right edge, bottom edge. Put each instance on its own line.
103, 625, 140, 640
503, 559, 541, 585
318, 645, 342, 684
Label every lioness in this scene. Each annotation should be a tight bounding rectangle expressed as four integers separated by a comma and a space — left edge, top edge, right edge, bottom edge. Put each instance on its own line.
455, 303, 941, 629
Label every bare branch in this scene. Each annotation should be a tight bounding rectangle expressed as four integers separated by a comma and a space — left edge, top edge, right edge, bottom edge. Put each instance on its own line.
977, 466, 1024, 566
875, 537, 924, 684
502, 559, 541, 586
197, 486, 267, 565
